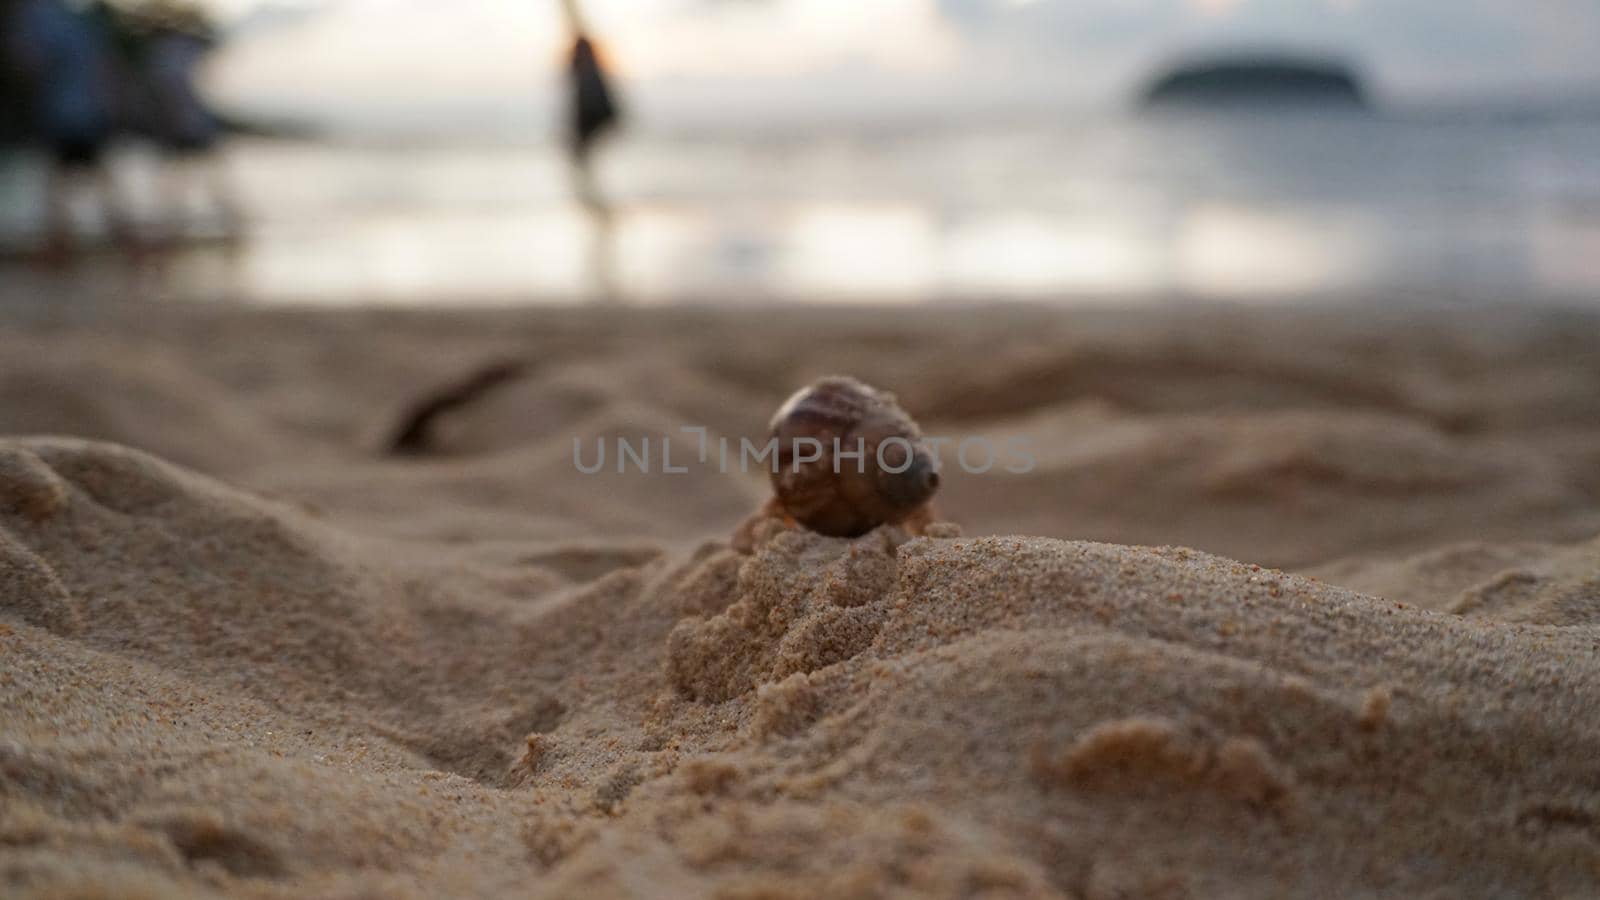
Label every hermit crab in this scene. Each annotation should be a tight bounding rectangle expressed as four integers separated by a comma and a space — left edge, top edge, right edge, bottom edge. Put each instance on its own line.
732, 376, 942, 553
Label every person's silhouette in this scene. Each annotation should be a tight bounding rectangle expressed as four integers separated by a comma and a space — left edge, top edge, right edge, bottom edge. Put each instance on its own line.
138, 3, 241, 243
7, 0, 132, 260
560, 0, 621, 300
561, 0, 618, 162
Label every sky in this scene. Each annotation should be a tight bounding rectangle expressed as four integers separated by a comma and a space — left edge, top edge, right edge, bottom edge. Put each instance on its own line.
202, 0, 1600, 134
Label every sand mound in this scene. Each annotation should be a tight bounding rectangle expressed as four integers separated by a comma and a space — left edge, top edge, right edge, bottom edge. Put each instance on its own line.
535, 529, 1600, 897
3, 305, 1599, 897
0, 339, 302, 475
0, 438, 608, 781
941, 408, 1598, 566
1315, 534, 1600, 625
410, 356, 774, 459
7, 305, 1598, 569
246, 404, 763, 543
4, 437, 1600, 896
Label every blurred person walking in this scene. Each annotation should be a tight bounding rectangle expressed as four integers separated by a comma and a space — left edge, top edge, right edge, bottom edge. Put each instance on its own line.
131, 1, 241, 242
4, 0, 132, 259
563, 0, 618, 164
560, 0, 621, 299
1, 0, 35, 144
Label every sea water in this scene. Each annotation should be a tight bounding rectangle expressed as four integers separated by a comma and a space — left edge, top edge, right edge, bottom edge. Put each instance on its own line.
3, 110, 1599, 304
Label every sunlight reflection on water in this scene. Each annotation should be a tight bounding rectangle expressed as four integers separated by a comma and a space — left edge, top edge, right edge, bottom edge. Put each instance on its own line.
5, 112, 1600, 304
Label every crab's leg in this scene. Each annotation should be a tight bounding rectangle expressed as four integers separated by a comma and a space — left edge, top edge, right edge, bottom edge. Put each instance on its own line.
897, 504, 939, 537
731, 497, 792, 554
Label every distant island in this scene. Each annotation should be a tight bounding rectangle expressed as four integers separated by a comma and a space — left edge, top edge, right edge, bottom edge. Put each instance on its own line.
1141, 54, 1370, 110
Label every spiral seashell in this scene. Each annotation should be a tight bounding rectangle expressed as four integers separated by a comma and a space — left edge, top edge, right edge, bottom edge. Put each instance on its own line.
764, 376, 940, 538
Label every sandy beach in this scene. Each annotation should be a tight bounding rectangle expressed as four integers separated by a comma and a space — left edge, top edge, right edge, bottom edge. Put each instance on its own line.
3, 301, 1600, 898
